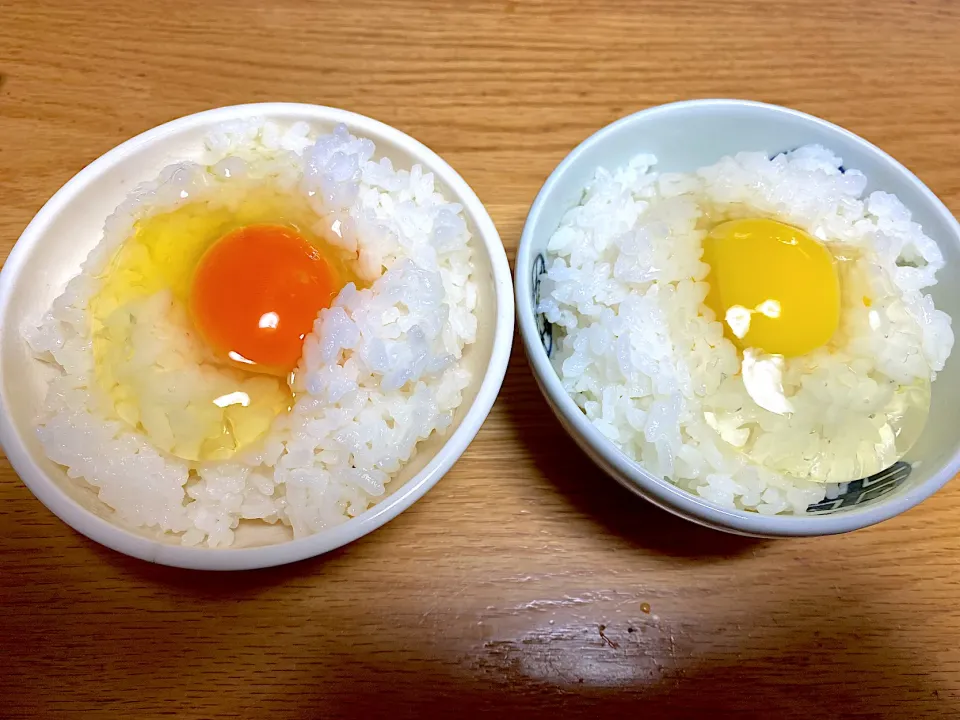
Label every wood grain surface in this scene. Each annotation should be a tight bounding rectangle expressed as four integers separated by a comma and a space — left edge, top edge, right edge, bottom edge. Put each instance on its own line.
2, 0, 960, 717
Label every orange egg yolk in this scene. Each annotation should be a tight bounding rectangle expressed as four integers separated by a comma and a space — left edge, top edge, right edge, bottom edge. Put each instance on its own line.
190, 224, 340, 375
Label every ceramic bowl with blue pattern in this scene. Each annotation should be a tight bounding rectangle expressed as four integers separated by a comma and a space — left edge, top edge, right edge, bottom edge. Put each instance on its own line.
516, 99, 960, 537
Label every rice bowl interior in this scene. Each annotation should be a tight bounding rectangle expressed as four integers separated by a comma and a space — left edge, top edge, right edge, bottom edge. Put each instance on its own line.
537, 144, 955, 516
0, 108, 505, 554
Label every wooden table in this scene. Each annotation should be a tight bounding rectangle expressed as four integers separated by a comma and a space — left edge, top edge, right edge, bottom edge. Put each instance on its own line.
2, 1, 960, 717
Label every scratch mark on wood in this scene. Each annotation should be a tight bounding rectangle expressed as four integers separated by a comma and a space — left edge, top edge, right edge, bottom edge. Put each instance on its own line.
598, 624, 619, 649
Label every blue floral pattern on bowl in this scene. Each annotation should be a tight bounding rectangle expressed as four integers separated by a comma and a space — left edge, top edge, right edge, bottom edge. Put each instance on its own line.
532, 252, 553, 357
806, 462, 911, 514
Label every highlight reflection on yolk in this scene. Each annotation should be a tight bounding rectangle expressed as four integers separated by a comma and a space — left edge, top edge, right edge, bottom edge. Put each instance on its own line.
190, 224, 341, 375
703, 218, 840, 357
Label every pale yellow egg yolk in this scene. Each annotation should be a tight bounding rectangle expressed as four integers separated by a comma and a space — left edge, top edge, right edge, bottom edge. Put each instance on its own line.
702, 218, 841, 357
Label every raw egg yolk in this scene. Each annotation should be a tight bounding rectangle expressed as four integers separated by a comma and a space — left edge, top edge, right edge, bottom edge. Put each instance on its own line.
702, 218, 840, 357
190, 224, 340, 375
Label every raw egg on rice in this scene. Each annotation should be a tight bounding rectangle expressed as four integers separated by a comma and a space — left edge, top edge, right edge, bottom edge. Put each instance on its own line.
700, 217, 930, 480
89, 186, 359, 462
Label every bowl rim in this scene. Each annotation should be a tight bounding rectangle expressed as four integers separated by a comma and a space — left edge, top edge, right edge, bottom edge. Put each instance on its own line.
515, 98, 960, 537
0, 102, 515, 569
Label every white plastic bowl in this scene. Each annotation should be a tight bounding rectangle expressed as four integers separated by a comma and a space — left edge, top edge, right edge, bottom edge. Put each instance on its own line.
0, 103, 514, 569
516, 99, 960, 537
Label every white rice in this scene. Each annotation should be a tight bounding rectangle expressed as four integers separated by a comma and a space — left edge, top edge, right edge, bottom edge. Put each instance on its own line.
538, 146, 954, 514
26, 120, 477, 546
